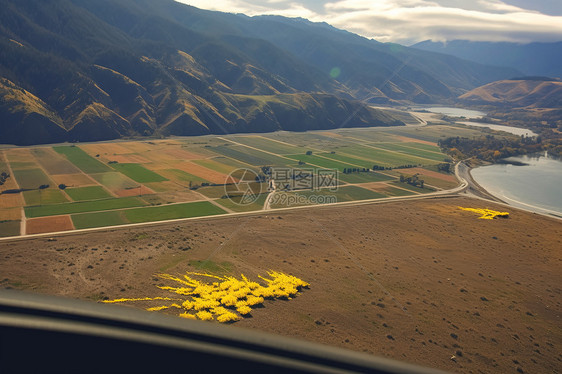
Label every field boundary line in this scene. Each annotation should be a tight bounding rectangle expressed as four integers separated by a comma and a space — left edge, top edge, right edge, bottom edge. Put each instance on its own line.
0, 183, 468, 242
341, 135, 440, 164
1, 150, 26, 235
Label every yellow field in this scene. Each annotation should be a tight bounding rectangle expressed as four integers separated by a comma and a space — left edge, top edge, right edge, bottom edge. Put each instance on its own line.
81, 143, 133, 156
0, 193, 23, 209
0, 207, 21, 220
174, 161, 234, 184
5, 148, 34, 163
50, 173, 98, 187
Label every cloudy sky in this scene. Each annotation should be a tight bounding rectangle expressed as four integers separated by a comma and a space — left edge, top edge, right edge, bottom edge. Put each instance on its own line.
176, 0, 562, 45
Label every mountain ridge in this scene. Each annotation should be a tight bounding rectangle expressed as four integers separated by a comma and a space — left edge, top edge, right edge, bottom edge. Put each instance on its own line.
0, 0, 521, 145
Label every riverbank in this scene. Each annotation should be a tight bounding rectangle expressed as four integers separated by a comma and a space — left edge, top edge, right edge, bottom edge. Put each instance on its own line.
469, 154, 562, 219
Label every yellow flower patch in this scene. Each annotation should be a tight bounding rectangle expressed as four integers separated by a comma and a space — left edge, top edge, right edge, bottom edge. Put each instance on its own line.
458, 207, 509, 219
102, 271, 309, 323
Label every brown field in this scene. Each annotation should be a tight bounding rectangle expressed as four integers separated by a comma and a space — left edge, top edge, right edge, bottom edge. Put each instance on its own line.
0, 193, 24, 209
118, 142, 155, 154
161, 148, 205, 160
81, 143, 133, 156
318, 131, 344, 138
359, 181, 418, 194
394, 135, 438, 146
0, 196, 559, 373
32, 148, 80, 175
174, 161, 234, 184
50, 173, 98, 187
25, 215, 74, 235
0, 167, 20, 191
104, 154, 151, 164
142, 181, 186, 193
4, 148, 34, 163
142, 161, 180, 171
400, 168, 457, 182
142, 189, 206, 204
0, 207, 21, 220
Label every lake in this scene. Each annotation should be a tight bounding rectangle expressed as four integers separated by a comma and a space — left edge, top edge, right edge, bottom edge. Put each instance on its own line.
458, 121, 537, 137
471, 153, 562, 216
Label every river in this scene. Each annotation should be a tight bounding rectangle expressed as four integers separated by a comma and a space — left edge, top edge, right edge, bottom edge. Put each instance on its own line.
471, 153, 562, 216
416, 106, 485, 119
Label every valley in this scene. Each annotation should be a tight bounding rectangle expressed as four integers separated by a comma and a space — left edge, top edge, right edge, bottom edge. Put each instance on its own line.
1, 117, 478, 238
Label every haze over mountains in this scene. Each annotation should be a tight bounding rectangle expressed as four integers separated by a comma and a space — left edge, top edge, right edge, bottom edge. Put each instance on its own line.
413, 40, 562, 79
0, 0, 521, 145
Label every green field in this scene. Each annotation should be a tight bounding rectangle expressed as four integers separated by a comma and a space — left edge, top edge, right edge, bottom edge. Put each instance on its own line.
54, 146, 112, 173
385, 124, 483, 143
157, 169, 209, 184
23, 189, 69, 205
388, 181, 435, 193
8, 162, 37, 170
32, 148, 80, 174
193, 157, 253, 175
65, 186, 113, 201
373, 143, 448, 162
334, 186, 387, 200
3, 123, 481, 235
25, 197, 146, 218
110, 163, 168, 183
270, 185, 386, 208
229, 136, 303, 155
12, 168, 52, 190
285, 154, 356, 171
339, 171, 394, 184
0, 220, 20, 237
378, 186, 416, 197
214, 193, 268, 212
210, 145, 289, 166
318, 152, 374, 169
71, 210, 128, 229
90, 172, 139, 190
335, 145, 433, 167
389, 142, 442, 153
123, 201, 226, 223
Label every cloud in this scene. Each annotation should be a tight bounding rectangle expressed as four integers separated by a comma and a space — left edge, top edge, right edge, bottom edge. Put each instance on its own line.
176, 0, 562, 44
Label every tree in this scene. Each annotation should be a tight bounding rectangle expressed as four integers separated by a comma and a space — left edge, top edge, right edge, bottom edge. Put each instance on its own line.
58, 184, 67, 190
305, 151, 312, 155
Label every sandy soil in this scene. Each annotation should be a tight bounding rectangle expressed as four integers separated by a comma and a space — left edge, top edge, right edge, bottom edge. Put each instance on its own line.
0, 196, 560, 373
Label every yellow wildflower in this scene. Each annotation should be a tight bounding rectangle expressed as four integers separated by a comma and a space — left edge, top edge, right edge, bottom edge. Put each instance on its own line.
458, 207, 509, 219
179, 312, 196, 320
196, 310, 214, 321
237, 305, 252, 315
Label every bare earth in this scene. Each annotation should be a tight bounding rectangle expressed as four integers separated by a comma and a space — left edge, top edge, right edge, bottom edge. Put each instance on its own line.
0, 196, 560, 373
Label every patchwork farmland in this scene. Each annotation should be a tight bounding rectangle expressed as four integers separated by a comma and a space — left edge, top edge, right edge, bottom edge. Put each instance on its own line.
0, 125, 464, 237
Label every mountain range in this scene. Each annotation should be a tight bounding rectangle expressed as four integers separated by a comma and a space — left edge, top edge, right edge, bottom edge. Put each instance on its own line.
412, 40, 562, 79
0, 0, 521, 145
458, 77, 562, 108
